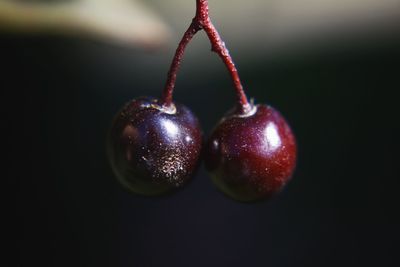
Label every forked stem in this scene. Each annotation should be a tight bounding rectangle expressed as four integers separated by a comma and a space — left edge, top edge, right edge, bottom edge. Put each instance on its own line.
161, 0, 251, 114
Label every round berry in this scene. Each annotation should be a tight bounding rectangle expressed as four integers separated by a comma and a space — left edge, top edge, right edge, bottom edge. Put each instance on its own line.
108, 97, 202, 196
205, 104, 297, 202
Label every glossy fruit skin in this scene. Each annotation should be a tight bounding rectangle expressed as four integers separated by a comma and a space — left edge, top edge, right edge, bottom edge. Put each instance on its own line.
205, 104, 297, 202
108, 97, 202, 196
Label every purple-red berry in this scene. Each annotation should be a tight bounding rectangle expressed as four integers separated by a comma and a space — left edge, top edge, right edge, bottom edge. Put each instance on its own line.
205, 104, 297, 202
108, 97, 202, 196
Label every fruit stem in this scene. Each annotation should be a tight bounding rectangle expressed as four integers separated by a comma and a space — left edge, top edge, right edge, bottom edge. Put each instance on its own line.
161, 0, 251, 114
161, 22, 201, 108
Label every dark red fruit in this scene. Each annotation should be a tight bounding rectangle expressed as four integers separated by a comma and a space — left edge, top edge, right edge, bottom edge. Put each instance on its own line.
108, 97, 202, 196
205, 104, 297, 202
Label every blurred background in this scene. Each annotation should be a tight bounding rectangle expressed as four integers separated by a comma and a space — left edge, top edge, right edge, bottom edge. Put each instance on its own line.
3, 0, 400, 266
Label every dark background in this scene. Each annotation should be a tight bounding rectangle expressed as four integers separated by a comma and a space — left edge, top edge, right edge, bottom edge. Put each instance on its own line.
3, 30, 400, 266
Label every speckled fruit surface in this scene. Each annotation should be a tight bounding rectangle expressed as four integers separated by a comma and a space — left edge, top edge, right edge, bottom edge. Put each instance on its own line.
108, 97, 202, 196
205, 104, 297, 202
